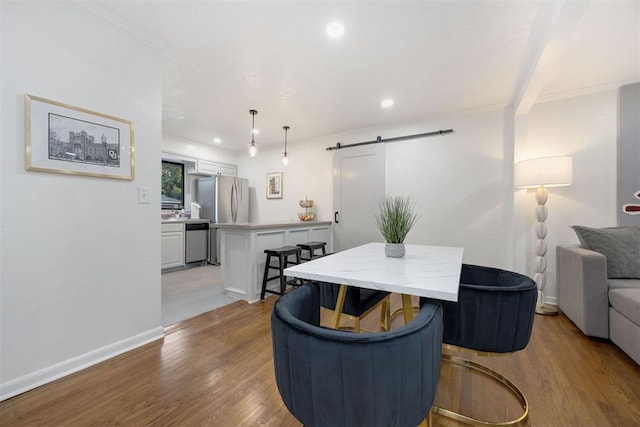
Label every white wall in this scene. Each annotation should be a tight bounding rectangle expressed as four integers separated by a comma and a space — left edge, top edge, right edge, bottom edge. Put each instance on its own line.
237, 136, 334, 223
0, 2, 164, 399
517, 89, 619, 304
386, 110, 509, 267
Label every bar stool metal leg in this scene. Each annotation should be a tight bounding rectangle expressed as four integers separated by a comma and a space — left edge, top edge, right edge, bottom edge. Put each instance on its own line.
278, 254, 287, 295
260, 253, 272, 300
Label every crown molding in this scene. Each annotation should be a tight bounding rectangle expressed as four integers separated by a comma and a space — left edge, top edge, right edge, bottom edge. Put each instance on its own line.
535, 81, 635, 104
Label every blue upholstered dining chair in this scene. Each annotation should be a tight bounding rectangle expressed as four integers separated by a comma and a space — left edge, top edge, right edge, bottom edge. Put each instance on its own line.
422, 264, 538, 426
271, 282, 443, 427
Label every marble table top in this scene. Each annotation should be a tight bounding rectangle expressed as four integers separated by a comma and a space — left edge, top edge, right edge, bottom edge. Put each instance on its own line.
284, 242, 463, 301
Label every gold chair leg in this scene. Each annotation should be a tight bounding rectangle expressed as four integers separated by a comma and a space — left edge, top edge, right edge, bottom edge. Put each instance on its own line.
433, 354, 529, 426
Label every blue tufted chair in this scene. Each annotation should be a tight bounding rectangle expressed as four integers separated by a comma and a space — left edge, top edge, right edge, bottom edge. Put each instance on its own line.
272, 282, 443, 427
422, 264, 538, 426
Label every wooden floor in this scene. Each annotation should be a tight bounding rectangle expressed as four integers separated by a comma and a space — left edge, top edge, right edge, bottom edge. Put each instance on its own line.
1, 294, 639, 426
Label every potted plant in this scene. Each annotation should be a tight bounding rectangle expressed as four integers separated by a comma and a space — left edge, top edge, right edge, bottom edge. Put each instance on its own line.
375, 195, 419, 258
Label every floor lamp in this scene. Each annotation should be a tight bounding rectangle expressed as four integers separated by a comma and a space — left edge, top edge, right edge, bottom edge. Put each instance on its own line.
515, 156, 573, 316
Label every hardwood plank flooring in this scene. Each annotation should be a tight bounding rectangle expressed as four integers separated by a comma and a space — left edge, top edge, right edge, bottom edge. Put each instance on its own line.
1, 294, 639, 426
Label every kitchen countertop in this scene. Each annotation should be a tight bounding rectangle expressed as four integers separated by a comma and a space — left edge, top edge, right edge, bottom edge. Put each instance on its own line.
161, 218, 211, 224
217, 220, 331, 230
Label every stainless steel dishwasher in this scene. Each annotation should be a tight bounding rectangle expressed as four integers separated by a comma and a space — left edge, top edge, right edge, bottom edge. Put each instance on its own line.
185, 222, 209, 264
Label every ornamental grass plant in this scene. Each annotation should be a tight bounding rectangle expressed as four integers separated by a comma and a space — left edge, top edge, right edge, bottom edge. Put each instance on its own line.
375, 195, 419, 244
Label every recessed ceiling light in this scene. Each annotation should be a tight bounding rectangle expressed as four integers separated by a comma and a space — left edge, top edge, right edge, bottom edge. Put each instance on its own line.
381, 99, 394, 108
326, 21, 345, 39
176, 115, 185, 119
213, 137, 221, 144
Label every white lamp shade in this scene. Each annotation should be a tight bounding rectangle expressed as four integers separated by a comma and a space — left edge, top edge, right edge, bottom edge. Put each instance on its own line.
515, 156, 573, 188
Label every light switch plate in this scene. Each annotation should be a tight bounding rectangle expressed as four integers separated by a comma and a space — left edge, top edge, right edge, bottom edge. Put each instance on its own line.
138, 187, 150, 204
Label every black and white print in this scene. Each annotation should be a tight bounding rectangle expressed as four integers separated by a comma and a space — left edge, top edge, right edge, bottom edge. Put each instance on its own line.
48, 113, 120, 167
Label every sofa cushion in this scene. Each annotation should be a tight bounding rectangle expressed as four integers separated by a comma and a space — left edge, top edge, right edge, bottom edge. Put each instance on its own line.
609, 288, 640, 326
571, 226, 640, 279
608, 279, 640, 291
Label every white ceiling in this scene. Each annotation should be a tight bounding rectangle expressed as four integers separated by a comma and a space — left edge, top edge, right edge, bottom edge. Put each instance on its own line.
89, 0, 639, 152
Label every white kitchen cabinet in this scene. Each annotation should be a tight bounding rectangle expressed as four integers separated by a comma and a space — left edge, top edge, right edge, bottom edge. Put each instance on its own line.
161, 223, 185, 269
195, 160, 236, 176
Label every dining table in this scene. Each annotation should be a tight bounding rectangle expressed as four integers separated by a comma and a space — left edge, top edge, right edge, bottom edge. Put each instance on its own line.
284, 242, 464, 328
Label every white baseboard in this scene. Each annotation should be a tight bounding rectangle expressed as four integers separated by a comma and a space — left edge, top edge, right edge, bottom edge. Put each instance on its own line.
0, 327, 164, 401
225, 287, 248, 301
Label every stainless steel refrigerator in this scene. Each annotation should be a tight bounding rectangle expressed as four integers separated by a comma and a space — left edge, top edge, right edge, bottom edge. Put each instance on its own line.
194, 175, 249, 264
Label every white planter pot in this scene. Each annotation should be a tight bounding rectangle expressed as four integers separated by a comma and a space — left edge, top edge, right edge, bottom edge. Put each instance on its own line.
385, 243, 405, 258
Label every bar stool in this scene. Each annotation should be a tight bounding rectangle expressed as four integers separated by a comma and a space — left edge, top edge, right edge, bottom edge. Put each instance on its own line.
260, 246, 302, 300
296, 241, 327, 261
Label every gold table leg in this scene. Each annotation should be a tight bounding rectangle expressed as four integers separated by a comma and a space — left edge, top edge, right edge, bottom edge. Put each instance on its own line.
380, 298, 390, 331
332, 284, 348, 329
401, 294, 414, 323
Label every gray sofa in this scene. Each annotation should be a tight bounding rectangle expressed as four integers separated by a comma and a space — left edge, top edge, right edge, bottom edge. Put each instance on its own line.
557, 245, 640, 365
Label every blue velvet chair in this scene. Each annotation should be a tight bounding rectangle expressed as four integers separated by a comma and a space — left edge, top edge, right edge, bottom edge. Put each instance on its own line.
272, 282, 443, 427
422, 264, 538, 426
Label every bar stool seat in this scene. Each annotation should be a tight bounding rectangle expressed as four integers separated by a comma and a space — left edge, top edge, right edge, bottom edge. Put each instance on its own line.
260, 246, 302, 300
296, 241, 327, 261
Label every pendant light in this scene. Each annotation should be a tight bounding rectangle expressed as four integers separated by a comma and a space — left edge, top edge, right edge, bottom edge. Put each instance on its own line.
248, 109, 258, 157
282, 125, 290, 166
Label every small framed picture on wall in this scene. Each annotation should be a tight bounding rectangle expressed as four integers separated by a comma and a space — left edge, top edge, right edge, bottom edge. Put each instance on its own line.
266, 172, 283, 199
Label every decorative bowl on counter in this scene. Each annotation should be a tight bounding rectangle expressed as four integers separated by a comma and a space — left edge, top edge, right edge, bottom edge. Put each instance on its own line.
299, 199, 314, 208
298, 212, 315, 221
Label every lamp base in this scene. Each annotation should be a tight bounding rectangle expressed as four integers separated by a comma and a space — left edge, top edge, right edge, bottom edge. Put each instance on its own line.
535, 304, 558, 316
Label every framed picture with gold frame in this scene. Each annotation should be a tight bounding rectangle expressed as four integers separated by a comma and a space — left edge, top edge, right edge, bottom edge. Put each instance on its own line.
25, 94, 135, 180
266, 171, 283, 199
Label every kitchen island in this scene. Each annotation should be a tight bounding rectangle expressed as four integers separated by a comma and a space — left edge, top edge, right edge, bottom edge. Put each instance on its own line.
219, 221, 332, 302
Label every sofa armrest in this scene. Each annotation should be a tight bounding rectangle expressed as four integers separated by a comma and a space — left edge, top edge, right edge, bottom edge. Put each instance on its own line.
557, 245, 609, 338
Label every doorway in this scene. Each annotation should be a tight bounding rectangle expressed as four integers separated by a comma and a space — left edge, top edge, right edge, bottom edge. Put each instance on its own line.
332, 143, 385, 251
